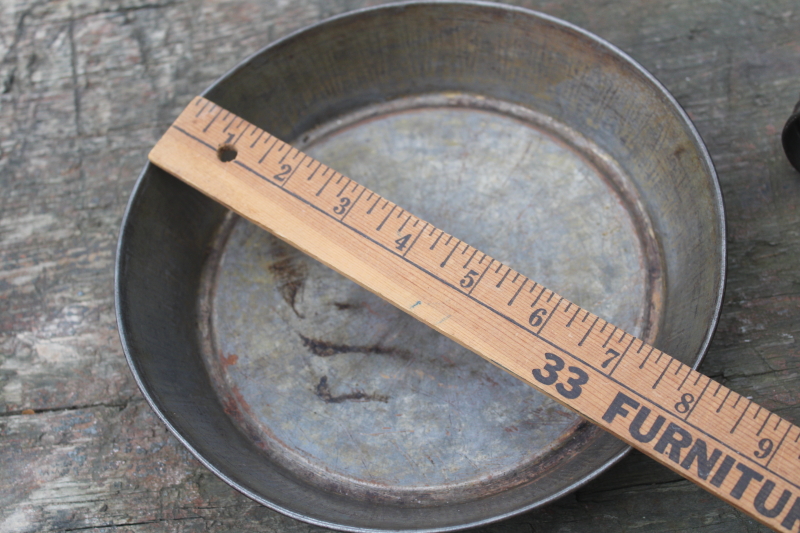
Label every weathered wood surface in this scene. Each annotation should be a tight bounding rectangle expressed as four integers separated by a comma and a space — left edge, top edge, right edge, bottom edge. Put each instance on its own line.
0, 0, 798, 531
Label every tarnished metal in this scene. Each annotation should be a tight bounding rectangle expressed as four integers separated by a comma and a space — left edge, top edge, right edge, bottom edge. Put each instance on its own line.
783, 98, 800, 172
116, 2, 725, 531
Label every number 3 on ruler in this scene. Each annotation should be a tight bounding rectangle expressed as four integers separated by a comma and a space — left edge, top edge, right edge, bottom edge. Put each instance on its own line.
532, 353, 589, 399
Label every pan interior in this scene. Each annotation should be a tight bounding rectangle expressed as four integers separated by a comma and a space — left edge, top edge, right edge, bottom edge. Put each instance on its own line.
198, 93, 663, 504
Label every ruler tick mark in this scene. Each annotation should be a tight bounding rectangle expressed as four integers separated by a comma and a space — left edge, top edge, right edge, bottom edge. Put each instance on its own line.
496, 267, 511, 288
530, 286, 546, 308
685, 376, 711, 421
652, 358, 673, 389
602, 327, 618, 348
468, 259, 494, 295
195, 99, 211, 116
508, 278, 528, 306
305, 161, 322, 182
376, 205, 397, 231
259, 138, 280, 163
403, 222, 428, 257
538, 297, 562, 334
367, 195, 382, 214
316, 173, 334, 197
677, 368, 692, 390
340, 186, 366, 222
566, 306, 581, 328
463, 248, 479, 268
336, 181, 350, 197
430, 231, 443, 250
765, 424, 793, 468
440, 240, 462, 268
578, 316, 599, 346
608, 336, 636, 377
639, 346, 656, 369
730, 401, 752, 434
249, 130, 264, 148
757, 413, 772, 436
398, 214, 412, 234
203, 107, 225, 132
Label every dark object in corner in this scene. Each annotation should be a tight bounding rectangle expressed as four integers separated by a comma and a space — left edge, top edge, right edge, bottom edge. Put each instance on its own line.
783, 98, 800, 172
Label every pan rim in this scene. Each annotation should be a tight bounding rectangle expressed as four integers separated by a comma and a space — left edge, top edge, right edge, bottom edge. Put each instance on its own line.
115, 2, 726, 531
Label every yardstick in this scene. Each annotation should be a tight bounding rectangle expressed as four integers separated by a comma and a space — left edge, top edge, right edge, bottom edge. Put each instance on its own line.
150, 96, 800, 532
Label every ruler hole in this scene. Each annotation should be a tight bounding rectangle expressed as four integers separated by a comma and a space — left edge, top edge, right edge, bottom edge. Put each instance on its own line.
217, 144, 238, 162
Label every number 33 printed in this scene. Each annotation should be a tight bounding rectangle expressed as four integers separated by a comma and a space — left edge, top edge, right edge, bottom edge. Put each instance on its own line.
532, 353, 589, 399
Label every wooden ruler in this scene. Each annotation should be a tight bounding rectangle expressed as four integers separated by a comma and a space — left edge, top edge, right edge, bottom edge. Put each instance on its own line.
150, 96, 800, 532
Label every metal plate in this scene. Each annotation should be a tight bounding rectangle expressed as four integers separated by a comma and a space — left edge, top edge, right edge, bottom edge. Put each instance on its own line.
116, 2, 725, 531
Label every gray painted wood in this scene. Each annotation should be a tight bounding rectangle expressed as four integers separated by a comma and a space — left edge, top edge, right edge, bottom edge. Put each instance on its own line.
1, 0, 798, 531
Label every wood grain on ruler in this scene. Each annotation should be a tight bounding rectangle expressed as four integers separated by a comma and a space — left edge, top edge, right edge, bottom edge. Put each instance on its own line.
150, 96, 800, 532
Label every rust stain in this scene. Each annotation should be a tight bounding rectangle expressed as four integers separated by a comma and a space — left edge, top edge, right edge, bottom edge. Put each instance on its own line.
220, 353, 238, 367
267, 256, 308, 318
314, 376, 389, 404
299, 334, 410, 359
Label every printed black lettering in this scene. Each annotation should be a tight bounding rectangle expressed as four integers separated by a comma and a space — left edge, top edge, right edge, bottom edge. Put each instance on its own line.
754, 480, 791, 518
629, 406, 666, 443
680, 439, 722, 480
730, 463, 764, 500
602, 392, 640, 424
780, 496, 800, 531
654, 422, 693, 463
394, 234, 412, 251
710, 455, 736, 487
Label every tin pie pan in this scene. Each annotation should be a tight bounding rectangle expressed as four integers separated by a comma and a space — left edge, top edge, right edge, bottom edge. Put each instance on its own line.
115, 2, 725, 531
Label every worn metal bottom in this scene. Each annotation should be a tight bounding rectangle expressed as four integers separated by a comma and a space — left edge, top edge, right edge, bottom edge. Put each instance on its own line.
198, 93, 663, 505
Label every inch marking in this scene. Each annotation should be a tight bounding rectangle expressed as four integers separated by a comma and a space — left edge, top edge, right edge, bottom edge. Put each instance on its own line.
508, 278, 528, 306
468, 258, 495, 295
566, 306, 581, 328
652, 357, 673, 389
639, 345, 656, 369
341, 186, 367, 222
440, 240, 462, 268
607, 336, 636, 377
367, 195, 382, 214
376, 205, 397, 231
430, 231, 444, 250
403, 222, 428, 257
684, 376, 711, 421
578, 316, 599, 347
731, 401, 753, 434
496, 267, 511, 288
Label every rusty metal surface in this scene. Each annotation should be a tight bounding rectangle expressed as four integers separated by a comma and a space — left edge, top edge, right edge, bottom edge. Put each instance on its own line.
115, 2, 725, 531
201, 96, 659, 504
